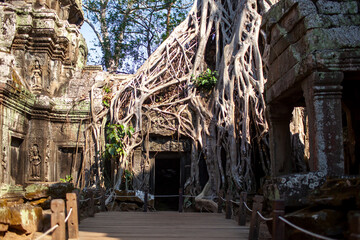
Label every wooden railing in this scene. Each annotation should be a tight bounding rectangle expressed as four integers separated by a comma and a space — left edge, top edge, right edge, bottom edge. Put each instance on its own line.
222, 191, 360, 240
35, 193, 79, 240
35, 189, 107, 240
37, 189, 360, 240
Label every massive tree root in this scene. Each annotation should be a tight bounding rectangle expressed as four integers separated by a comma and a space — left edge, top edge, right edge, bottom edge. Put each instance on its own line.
87, 0, 278, 205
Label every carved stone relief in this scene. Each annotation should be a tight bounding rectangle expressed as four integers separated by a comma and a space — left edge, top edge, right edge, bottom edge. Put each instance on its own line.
45, 140, 50, 182
29, 144, 41, 180
2, 146, 7, 182
30, 60, 42, 90
0, 10, 16, 51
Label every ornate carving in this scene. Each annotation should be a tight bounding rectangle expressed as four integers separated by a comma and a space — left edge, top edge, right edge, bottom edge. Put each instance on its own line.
2, 146, 7, 182
29, 144, 41, 180
45, 140, 50, 182
30, 60, 42, 89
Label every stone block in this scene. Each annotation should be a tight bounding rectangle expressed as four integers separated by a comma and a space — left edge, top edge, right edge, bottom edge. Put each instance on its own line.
0, 204, 43, 234
0, 8, 16, 50
24, 184, 48, 200
114, 190, 144, 204
285, 208, 345, 238
308, 177, 360, 208
263, 172, 326, 207
47, 183, 74, 199
306, 26, 360, 53
269, 43, 303, 82
269, 21, 307, 64
0, 52, 15, 81
119, 202, 140, 211
0, 184, 24, 202
316, 0, 358, 15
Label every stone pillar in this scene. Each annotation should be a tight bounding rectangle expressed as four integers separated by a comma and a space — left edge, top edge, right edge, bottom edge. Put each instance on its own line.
302, 72, 344, 176
267, 103, 293, 176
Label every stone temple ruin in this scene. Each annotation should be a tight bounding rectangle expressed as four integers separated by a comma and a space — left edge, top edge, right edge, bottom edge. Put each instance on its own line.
0, 0, 359, 238
0, 0, 359, 201
0, 0, 359, 225
262, 0, 360, 206
0, 0, 105, 185
0, 0, 197, 208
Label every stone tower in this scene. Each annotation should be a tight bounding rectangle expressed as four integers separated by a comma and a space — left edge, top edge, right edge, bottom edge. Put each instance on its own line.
0, 0, 104, 185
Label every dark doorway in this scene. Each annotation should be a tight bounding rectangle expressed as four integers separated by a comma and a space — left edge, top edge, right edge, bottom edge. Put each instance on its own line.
57, 147, 83, 181
10, 137, 24, 184
342, 72, 360, 175
155, 153, 180, 211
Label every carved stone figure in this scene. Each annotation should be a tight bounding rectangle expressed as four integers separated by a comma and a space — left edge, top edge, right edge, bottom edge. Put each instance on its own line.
2, 146, 7, 182
45, 140, 50, 181
31, 60, 42, 88
29, 144, 41, 180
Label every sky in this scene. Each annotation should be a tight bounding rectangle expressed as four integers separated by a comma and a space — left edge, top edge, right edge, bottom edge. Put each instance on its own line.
80, 22, 103, 66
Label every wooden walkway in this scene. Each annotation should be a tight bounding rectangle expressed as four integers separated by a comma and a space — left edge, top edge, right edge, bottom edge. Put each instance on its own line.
79, 211, 249, 240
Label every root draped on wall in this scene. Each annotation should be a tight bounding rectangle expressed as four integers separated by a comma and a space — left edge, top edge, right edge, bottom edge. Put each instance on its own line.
86, 0, 279, 203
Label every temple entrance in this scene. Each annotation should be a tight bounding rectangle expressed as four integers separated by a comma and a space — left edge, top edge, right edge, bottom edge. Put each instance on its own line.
342, 72, 360, 175
57, 147, 83, 182
155, 152, 180, 211
10, 137, 25, 184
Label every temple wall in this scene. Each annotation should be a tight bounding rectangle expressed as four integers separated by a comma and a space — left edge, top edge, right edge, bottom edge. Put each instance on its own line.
0, 0, 102, 186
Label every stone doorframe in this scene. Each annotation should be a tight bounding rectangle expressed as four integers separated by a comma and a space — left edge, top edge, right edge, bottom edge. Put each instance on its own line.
262, 0, 360, 177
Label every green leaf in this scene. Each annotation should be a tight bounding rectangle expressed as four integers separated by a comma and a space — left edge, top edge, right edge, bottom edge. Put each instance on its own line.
108, 147, 116, 156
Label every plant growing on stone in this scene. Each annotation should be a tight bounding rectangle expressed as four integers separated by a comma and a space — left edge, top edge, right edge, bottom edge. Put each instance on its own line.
102, 95, 111, 107
103, 84, 111, 93
192, 68, 218, 90
102, 84, 112, 107
60, 175, 73, 183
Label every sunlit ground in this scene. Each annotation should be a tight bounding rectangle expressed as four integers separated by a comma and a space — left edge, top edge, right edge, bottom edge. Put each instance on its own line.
79, 211, 249, 240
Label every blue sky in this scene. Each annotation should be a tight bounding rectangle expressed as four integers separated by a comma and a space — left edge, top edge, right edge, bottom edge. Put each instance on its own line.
80, 22, 103, 66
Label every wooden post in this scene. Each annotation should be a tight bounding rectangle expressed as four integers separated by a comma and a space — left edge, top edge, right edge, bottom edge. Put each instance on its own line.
72, 189, 80, 223
66, 193, 79, 240
100, 188, 106, 212
217, 190, 223, 214
178, 187, 183, 213
88, 190, 95, 217
248, 195, 264, 240
143, 189, 148, 212
348, 211, 360, 240
51, 199, 66, 240
272, 200, 285, 240
238, 191, 247, 226
225, 192, 231, 219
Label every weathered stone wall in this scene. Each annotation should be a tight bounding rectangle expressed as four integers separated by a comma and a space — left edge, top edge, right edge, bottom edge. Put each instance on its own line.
0, 0, 103, 186
262, 0, 360, 207
262, 0, 360, 177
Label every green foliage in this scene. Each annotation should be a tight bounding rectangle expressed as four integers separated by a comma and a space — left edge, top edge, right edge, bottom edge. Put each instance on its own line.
192, 68, 218, 90
103, 84, 111, 93
104, 123, 134, 158
83, 0, 192, 72
60, 175, 73, 183
102, 95, 111, 108
124, 169, 132, 180
102, 84, 112, 107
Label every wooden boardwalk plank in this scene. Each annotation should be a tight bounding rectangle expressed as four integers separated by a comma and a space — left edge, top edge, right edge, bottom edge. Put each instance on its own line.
79, 212, 249, 240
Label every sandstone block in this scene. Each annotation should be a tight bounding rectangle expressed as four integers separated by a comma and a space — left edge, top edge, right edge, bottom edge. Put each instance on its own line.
0, 204, 43, 234
25, 184, 49, 200
48, 183, 74, 199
